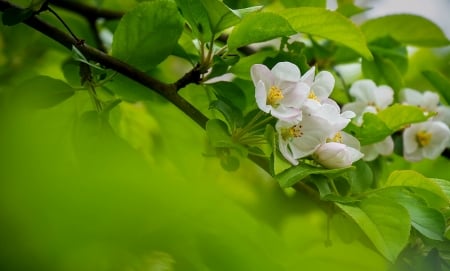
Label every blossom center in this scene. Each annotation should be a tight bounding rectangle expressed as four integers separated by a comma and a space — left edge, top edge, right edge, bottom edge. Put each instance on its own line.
281, 124, 303, 140
416, 130, 432, 147
327, 132, 343, 143
267, 86, 284, 106
308, 90, 319, 101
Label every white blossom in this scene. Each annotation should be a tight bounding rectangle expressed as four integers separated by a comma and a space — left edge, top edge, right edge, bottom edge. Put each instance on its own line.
251, 62, 309, 121
313, 132, 363, 168
360, 136, 394, 161
403, 120, 450, 162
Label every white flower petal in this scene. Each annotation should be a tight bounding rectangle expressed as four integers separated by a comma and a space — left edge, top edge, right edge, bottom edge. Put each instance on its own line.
272, 62, 300, 82
374, 136, 394, 156
349, 79, 377, 103
255, 81, 270, 113
311, 71, 335, 100
251, 64, 272, 87
300, 66, 316, 85
278, 134, 299, 166
374, 85, 394, 109
435, 105, 450, 126
314, 142, 363, 168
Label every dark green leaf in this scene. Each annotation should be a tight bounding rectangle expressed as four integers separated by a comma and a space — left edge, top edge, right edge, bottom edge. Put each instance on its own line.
2, 7, 34, 26
206, 118, 232, 148
337, 197, 410, 262
14, 76, 75, 109
348, 160, 373, 194
280, 7, 372, 59
228, 12, 295, 51
422, 70, 450, 104
209, 99, 243, 129
210, 81, 246, 111
281, 0, 326, 8
112, 0, 183, 70
361, 14, 450, 47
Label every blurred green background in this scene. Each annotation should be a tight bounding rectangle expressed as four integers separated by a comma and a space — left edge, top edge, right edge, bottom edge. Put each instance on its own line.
1, 0, 449, 270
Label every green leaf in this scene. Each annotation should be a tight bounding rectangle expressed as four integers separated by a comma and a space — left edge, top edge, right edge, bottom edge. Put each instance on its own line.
112, 0, 183, 70
348, 160, 373, 194
14, 76, 75, 109
422, 70, 450, 104
209, 81, 246, 112
228, 12, 295, 51
361, 14, 450, 47
175, 0, 240, 42
2, 7, 34, 26
430, 178, 450, 200
206, 118, 232, 148
280, 0, 326, 8
275, 162, 353, 188
337, 197, 410, 262
377, 104, 430, 131
209, 100, 243, 129
375, 189, 446, 241
385, 170, 448, 207
279, 7, 372, 59
344, 113, 392, 145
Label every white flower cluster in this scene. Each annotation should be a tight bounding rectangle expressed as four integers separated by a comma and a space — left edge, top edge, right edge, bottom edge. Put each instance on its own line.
251, 62, 363, 168
342, 81, 450, 162
400, 88, 450, 161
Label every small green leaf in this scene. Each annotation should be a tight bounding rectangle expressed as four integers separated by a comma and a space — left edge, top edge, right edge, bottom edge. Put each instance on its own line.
209, 100, 243, 129
431, 178, 450, 200
112, 0, 183, 70
275, 162, 353, 188
337, 197, 410, 262
206, 119, 232, 148
377, 104, 429, 131
14, 76, 75, 109
2, 7, 34, 26
344, 113, 392, 145
422, 70, 450, 104
280, 7, 372, 59
361, 14, 450, 47
228, 12, 295, 51
348, 160, 373, 194
200, 0, 240, 36
209, 81, 246, 111
281, 0, 326, 8
232, 6, 263, 18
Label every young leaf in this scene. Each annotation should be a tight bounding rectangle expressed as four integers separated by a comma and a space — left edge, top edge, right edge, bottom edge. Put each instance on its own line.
385, 170, 448, 207
275, 162, 353, 188
228, 12, 296, 51
279, 7, 372, 59
112, 0, 183, 70
422, 70, 450, 104
375, 188, 446, 240
377, 104, 429, 131
280, 0, 326, 8
337, 197, 410, 262
361, 14, 450, 47
344, 113, 392, 145
14, 76, 75, 109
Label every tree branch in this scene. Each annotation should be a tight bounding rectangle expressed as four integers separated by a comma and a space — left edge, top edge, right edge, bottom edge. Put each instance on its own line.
0, 0, 208, 129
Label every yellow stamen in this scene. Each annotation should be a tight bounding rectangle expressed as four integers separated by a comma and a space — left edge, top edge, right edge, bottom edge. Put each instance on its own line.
327, 132, 343, 143
308, 90, 319, 101
267, 86, 284, 106
281, 124, 303, 141
416, 130, 432, 147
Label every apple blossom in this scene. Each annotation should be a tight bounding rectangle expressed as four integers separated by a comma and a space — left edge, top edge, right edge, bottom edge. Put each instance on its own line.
403, 120, 450, 162
360, 136, 394, 161
251, 62, 309, 121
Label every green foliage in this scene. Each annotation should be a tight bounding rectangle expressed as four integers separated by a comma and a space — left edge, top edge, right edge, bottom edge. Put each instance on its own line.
112, 0, 184, 70
1, 0, 450, 270
361, 14, 450, 47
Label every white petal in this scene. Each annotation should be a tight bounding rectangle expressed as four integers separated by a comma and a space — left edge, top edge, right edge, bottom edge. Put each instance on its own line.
349, 80, 377, 103
422, 91, 440, 111
361, 144, 380, 161
278, 134, 299, 166
374, 136, 394, 156
271, 105, 302, 121
403, 125, 420, 155
255, 81, 270, 113
282, 82, 309, 108
435, 105, 450, 126
342, 102, 367, 117
341, 132, 361, 149
374, 85, 394, 109
311, 71, 335, 100
400, 88, 422, 105
300, 66, 316, 85
251, 64, 272, 87
272, 62, 300, 82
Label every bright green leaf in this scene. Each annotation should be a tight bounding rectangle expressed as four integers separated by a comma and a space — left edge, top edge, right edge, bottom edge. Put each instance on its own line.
206, 118, 232, 148
375, 189, 446, 240
209, 99, 243, 129
14, 76, 75, 109
112, 0, 183, 70
361, 14, 450, 47
276, 162, 353, 188
344, 113, 392, 145
337, 197, 410, 262
280, 7, 372, 59
430, 178, 450, 200
385, 170, 448, 206
377, 104, 430, 131
348, 160, 373, 194
281, 0, 326, 8
200, 0, 240, 36
228, 12, 295, 51
422, 70, 450, 104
